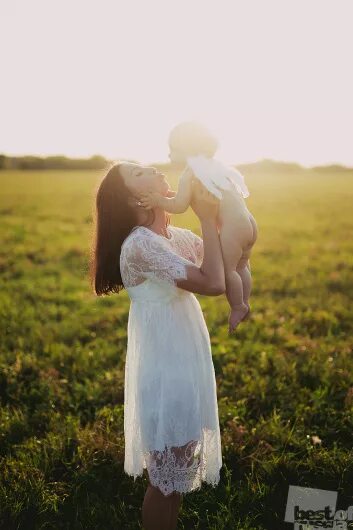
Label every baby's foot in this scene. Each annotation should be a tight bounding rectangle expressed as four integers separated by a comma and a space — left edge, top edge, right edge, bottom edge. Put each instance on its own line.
242, 303, 251, 322
228, 303, 249, 334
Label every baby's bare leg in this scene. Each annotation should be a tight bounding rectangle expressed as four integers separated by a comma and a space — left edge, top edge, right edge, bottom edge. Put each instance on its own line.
237, 259, 251, 307
224, 264, 245, 308
224, 266, 249, 333
220, 235, 249, 332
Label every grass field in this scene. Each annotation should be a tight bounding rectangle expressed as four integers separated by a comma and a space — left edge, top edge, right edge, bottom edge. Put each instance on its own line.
0, 166, 352, 529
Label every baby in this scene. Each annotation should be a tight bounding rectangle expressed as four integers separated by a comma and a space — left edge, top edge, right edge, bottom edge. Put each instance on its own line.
139, 121, 258, 333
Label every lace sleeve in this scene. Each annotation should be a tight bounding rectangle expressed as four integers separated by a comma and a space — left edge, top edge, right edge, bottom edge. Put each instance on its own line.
120, 231, 195, 288
184, 229, 204, 267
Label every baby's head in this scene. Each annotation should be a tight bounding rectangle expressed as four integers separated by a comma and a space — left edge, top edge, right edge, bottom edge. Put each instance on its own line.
168, 121, 218, 164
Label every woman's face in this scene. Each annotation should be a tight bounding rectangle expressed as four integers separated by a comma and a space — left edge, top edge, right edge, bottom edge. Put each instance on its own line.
120, 162, 171, 198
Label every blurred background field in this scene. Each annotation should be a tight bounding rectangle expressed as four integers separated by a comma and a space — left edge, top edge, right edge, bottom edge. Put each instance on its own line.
0, 163, 353, 529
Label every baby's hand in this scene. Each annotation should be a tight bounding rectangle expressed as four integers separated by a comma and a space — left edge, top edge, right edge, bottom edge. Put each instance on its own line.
138, 190, 163, 210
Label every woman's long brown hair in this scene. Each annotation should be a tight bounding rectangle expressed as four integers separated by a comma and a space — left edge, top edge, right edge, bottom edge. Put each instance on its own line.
89, 161, 170, 296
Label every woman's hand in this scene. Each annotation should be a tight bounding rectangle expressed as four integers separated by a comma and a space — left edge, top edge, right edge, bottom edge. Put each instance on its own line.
190, 178, 220, 221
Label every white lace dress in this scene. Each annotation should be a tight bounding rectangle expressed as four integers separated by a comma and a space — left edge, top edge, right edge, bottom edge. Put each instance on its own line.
119, 224, 222, 496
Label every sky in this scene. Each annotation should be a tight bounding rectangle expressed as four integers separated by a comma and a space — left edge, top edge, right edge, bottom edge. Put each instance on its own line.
0, 0, 352, 167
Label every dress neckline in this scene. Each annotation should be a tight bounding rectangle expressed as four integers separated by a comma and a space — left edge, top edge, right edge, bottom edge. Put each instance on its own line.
133, 225, 174, 241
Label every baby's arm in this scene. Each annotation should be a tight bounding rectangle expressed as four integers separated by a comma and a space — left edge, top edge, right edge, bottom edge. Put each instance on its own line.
139, 167, 193, 214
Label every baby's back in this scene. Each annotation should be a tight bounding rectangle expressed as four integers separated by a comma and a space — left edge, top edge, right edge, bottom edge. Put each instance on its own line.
219, 187, 249, 220
218, 188, 257, 248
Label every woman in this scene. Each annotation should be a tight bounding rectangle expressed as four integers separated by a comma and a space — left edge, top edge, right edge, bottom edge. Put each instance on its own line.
90, 160, 225, 530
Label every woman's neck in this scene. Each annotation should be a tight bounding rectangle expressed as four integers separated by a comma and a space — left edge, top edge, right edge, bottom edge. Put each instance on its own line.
137, 206, 168, 233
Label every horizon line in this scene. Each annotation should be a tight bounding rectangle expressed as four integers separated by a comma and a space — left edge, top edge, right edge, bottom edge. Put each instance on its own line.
1, 152, 353, 171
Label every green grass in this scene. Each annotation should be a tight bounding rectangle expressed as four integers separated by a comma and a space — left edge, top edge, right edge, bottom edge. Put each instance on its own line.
0, 167, 352, 529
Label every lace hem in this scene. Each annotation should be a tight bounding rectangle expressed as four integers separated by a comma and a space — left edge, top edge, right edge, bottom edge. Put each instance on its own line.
124, 469, 220, 497
124, 428, 222, 497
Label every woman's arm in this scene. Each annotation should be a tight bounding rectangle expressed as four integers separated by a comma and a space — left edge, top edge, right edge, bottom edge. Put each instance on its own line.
127, 172, 225, 296
120, 192, 224, 295
176, 218, 225, 295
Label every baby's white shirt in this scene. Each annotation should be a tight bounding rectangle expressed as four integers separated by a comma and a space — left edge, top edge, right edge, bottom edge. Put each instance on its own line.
186, 154, 250, 200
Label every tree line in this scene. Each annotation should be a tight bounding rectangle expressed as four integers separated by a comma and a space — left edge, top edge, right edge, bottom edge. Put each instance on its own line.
0, 153, 351, 172
0, 154, 115, 170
